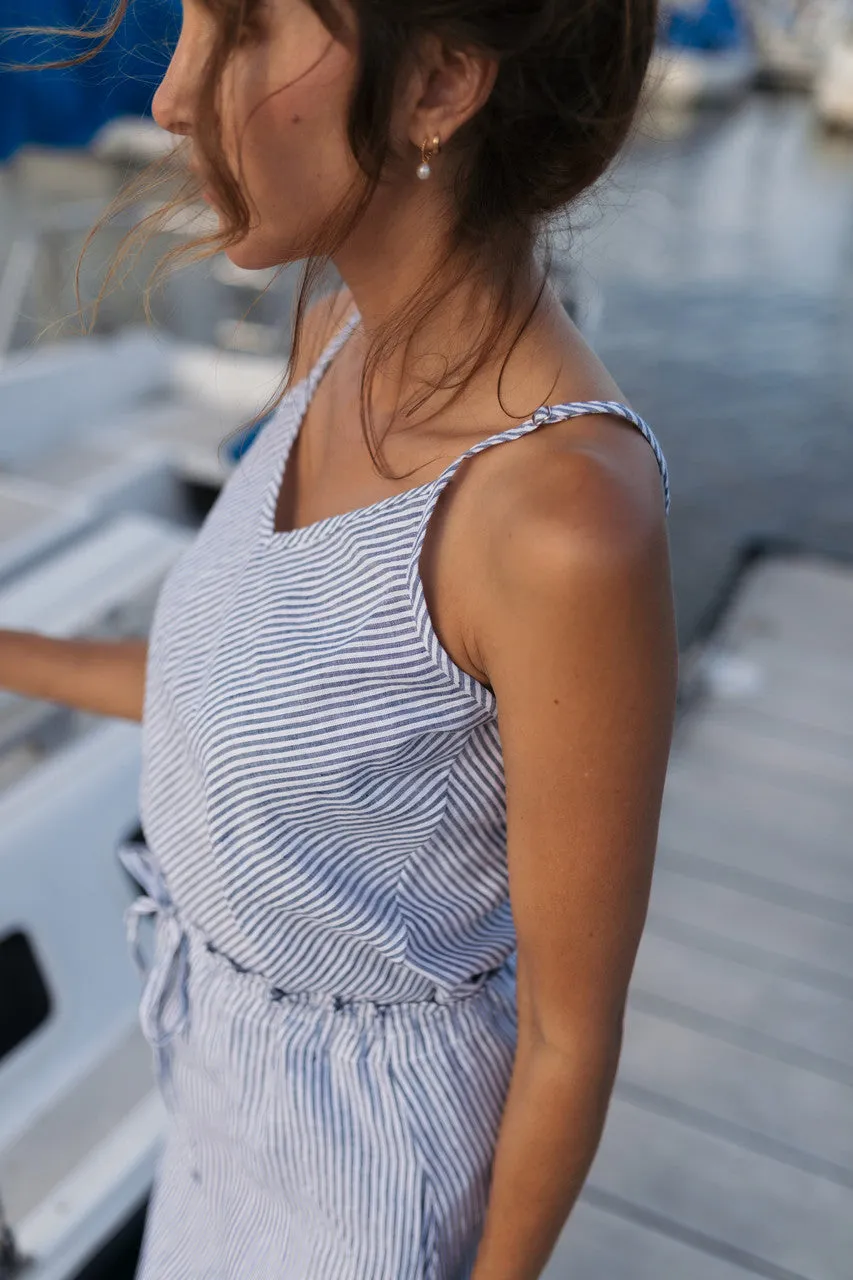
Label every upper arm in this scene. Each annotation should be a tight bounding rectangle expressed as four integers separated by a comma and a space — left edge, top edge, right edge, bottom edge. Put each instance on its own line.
473, 449, 678, 1047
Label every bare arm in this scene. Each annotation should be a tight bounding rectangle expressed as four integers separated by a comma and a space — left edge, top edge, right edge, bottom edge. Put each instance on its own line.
0, 629, 148, 723
467, 446, 678, 1280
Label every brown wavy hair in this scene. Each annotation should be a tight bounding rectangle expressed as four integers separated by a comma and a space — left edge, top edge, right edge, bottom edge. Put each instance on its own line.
4, 0, 658, 477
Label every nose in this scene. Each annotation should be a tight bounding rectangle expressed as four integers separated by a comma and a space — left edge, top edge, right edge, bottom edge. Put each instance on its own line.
151, 22, 203, 139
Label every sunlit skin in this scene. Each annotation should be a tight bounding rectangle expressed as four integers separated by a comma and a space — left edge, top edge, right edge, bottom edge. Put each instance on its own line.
153, 0, 616, 433
152, 4, 679, 1278
153, 2, 660, 574
155, 0, 359, 267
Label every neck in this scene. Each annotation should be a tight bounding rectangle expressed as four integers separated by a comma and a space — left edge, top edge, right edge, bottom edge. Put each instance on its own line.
331, 189, 546, 425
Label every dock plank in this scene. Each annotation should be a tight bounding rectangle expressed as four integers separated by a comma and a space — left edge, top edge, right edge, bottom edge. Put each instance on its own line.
690, 643, 853, 737
617, 1008, 853, 1179
675, 706, 853, 791
544, 554, 853, 1278
631, 931, 853, 1080
646, 869, 853, 984
657, 780, 853, 905
544, 1199, 761, 1280
583, 1098, 853, 1279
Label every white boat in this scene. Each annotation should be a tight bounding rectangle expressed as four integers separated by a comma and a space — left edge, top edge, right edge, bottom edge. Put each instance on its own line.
646, 0, 758, 109
88, 117, 180, 170
0, 513, 191, 1280
0, 331, 186, 539
647, 41, 758, 107
0, 326, 287, 493
0, 477, 94, 587
815, 38, 853, 129
0, 312, 287, 1280
0, 123, 306, 1280
746, 0, 852, 87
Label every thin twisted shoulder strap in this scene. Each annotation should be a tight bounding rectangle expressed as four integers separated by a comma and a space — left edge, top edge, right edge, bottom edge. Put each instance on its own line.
427, 400, 670, 517
404, 398, 671, 711
298, 320, 671, 517
528, 401, 670, 515
301, 308, 361, 404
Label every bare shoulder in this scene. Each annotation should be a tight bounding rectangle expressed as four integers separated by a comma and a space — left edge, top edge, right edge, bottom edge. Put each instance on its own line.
462, 406, 668, 578
447, 302, 670, 630
497, 414, 666, 567
453, 412, 674, 688
287, 285, 357, 384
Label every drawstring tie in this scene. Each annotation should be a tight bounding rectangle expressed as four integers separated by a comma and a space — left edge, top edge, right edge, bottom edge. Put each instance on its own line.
117, 842, 189, 1106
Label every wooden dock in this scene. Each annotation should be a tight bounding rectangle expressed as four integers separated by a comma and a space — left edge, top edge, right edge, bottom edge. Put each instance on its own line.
543, 552, 853, 1280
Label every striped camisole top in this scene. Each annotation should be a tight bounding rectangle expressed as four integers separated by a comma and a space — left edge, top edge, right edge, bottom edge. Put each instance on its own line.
138, 310, 671, 1005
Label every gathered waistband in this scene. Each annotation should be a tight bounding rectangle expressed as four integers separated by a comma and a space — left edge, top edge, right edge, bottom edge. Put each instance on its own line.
117, 841, 517, 1099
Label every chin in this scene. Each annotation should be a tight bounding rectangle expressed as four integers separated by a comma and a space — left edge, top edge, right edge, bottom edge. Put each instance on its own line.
223, 235, 302, 272
223, 238, 277, 271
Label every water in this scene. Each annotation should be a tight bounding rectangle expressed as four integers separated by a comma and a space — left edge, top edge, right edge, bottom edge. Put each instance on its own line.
572, 91, 853, 647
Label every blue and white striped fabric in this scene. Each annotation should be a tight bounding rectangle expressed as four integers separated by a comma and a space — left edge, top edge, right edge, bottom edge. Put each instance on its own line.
119, 309, 670, 1279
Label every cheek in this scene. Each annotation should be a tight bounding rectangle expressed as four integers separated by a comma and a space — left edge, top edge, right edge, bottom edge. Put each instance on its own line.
223, 51, 358, 262
251, 89, 353, 208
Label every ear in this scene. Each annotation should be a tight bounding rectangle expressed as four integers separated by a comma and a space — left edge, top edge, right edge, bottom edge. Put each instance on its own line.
403, 34, 499, 154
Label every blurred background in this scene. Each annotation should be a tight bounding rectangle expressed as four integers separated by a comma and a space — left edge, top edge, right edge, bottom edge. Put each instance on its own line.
0, 2, 851, 1279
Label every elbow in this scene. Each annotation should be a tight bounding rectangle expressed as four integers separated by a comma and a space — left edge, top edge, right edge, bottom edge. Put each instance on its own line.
516, 980, 627, 1075
514, 1013, 622, 1085
513, 951, 629, 1083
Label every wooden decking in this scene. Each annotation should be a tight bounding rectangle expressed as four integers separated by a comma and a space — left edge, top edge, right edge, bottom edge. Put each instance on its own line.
543, 553, 853, 1280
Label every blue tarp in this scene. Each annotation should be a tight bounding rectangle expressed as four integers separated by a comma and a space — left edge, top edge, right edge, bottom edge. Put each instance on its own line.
0, 0, 179, 160
660, 0, 750, 51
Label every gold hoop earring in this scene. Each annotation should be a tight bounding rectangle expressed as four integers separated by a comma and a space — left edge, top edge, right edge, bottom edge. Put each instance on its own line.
416, 134, 441, 181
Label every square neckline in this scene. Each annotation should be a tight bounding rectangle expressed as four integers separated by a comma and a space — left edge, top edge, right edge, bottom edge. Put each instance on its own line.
257, 316, 530, 550
260, 385, 442, 550
258, 309, 670, 551
259, 311, 445, 549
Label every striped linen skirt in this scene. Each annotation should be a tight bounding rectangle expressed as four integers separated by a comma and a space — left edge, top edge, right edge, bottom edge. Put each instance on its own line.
133, 911, 519, 1280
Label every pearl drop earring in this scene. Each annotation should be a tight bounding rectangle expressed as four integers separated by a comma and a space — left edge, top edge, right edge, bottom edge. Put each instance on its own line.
416, 134, 441, 180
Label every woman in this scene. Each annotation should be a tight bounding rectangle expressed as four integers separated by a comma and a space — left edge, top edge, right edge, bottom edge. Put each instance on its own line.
0, 0, 678, 1276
